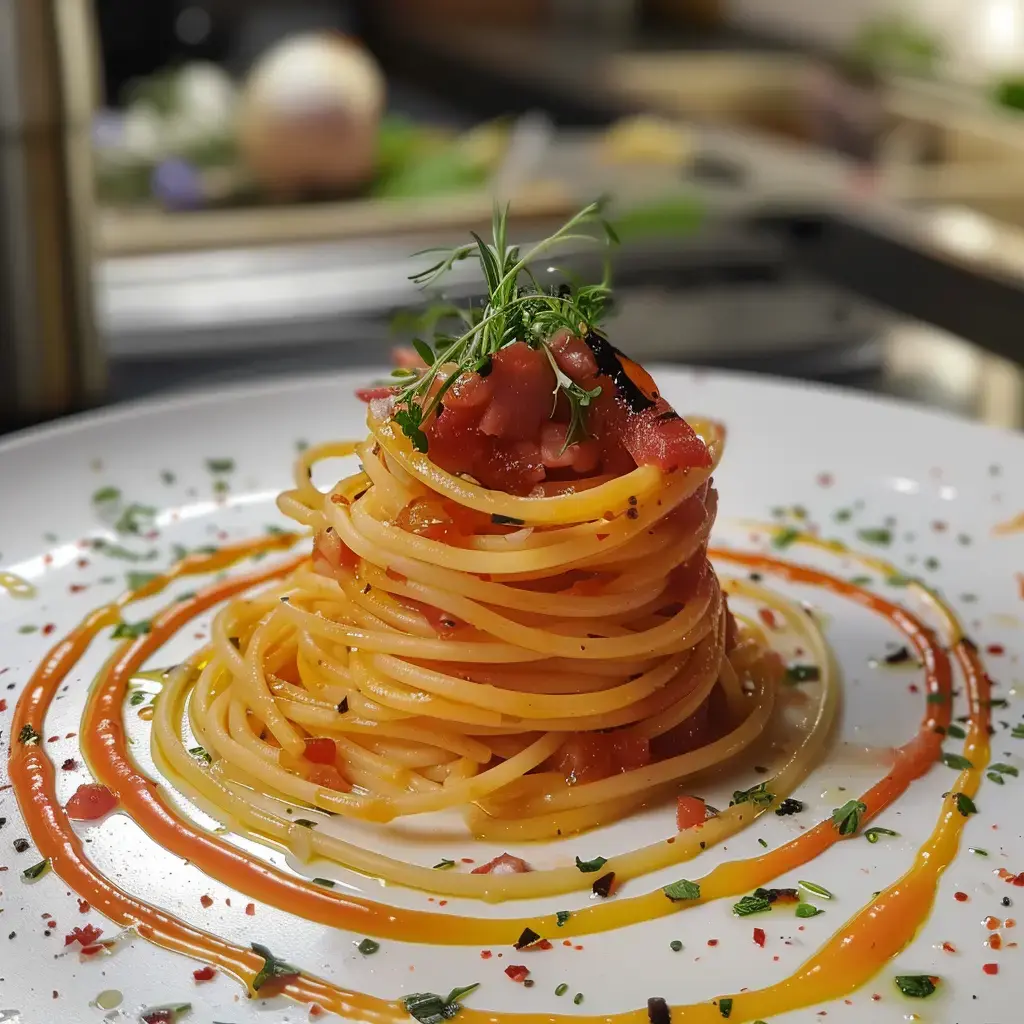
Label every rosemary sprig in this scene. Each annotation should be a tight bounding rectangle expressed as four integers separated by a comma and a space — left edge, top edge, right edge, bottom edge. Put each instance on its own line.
391, 201, 618, 452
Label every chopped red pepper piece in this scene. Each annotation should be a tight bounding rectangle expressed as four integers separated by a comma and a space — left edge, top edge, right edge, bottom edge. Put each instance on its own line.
193, 965, 216, 982
65, 783, 117, 821
504, 965, 530, 983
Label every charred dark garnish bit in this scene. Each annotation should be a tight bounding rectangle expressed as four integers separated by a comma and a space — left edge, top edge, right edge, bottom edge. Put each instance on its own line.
647, 996, 671, 1024
784, 664, 820, 684
17, 724, 40, 745
514, 927, 541, 950
884, 645, 914, 665
591, 871, 615, 898
718, 997, 733, 1018
251, 942, 300, 991
491, 514, 525, 526
775, 798, 804, 816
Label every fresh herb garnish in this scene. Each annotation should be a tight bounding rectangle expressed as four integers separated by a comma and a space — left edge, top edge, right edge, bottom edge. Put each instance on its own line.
111, 620, 152, 639
490, 514, 525, 526
125, 571, 159, 590
733, 894, 772, 917
945, 724, 967, 739
389, 202, 616, 453
251, 942, 300, 991
575, 855, 608, 873
188, 746, 212, 763
719, 997, 733, 1018
857, 527, 892, 546
864, 827, 899, 844
555, 983, 569, 996
433, 858, 456, 870
113, 503, 157, 535
772, 527, 800, 550
784, 664, 820, 684
312, 877, 336, 887
894, 975, 937, 998
669, 939, 683, 952
1013, 724, 1024, 739
731, 782, 773, 807
556, 910, 571, 927
92, 486, 121, 505
357, 938, 380, 955
22, 858, 50, 881
18, 724, 41, 745
953, 792, 977, 816
129, 690, 149, 706
293, 819, 317, 829
831, 800, 867, 836
991, 762, 1019, 777
796, 903, 824, 918
91, 538, 159, 562
403, 984, 480, 1024
797, 880, 833, 900
987, 772, 1005, 785
941, 752, 973, 770
662, 879, 700, 902
206, 458, 235, 473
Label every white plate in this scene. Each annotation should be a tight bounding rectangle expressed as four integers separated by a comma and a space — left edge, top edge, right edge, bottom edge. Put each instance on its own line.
1, 369, 1022, 1024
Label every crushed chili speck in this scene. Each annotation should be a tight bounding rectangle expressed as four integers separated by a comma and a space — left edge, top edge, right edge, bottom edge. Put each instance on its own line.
990, 934, 1003, 950
193, 965, 216, 982
985, 916, 1000, 930
77, 900, 90, 914
480, 951, 492, 959
244, 903, 255, 916
758, 608, 778, 629
505, 965, 529, 983
954, 891, 969, 902
987, 644, 1005, 656
707, 939, 719, 947
753, 927, 766, 948
0, 700, 6, 712
1005, 919, 1016, 928
199, 895, 213, 908
941, 942, 956, 953
983, 963, 999, 975
42, 624, 56, 636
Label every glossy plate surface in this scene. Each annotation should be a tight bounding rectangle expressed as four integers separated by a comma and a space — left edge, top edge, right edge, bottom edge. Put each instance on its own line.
1, 370, 1022, 1023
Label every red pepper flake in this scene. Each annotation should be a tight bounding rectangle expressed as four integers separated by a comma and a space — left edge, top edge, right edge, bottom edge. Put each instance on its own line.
753, 927, 766, 948
1013, 874, 1024, 887
0, 699, 5, 712
76, 558, 90, 568
1006, 918, 1016, 928
480, 950, 492, 959
64, 924, 103, 947
439, 900, 447, 907
596, 534, 609, 541
563, 940, 572, 947
871, 994, 881, 1002
816, 472, 834, 487
941, 942, 956, 953
707, 939, 719, 947
504, 965, 530, 983
573, 944, 584, 951
758, 608, 778, 629
79, 944, 104, 956
200, 895, 214, 908
536, 939, 553, 951
985, 916, 1000, 930
908, 683, 919, 694
193, 965, 216, 982
42, 623, 56, 636
990, 934, 1003, 950
954, 891, 969, 902
461, 858, 475, 864
983, 963, 999, 975
47, 735, 60, 743
77, 900, 90, 914
43, 554, 53, 566
61, 758, 77, 771
987, 644, 1005, 656
245, 903, 255, 916
68, 584, 88, 594
310, 1006, 326, 1018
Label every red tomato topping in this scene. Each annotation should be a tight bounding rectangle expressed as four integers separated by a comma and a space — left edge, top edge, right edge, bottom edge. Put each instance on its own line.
193, 965, 216, 982
675, 796, 707, 831
64, 924, 103, 947
200, 895, 214, 908
303, 737, 338, 765
504, 965, 530, 983
753, 927, 766, 948
983, 963, 999, 975
307, 763, 352, 792
65, 783, 117, 821
478, 343, 553, 441
355, 385, 397, 403
471, 853, 532, 875
555, 732, 651, 786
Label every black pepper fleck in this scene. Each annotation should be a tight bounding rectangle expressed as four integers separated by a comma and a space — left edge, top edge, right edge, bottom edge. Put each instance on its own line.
13, 838, 29, 853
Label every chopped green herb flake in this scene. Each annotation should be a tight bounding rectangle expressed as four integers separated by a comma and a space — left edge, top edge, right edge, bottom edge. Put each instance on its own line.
188, 746, 212, 764
719, 997, 733, 1018
990, 762, 1019, 777
953, 792, 977, 816
129, 690, 149, 706
733, 894, 772, 917
796, 903, 824, 918
969, 848, 989, 856
18, 724, 41, 745
111, 620, 152, 639
251, 943, 300, 991
848, 574, 873, 586
575, 855, 607, 873
17, 624, 37, 634
206, 458, 235, 474
113, 503, 157, 535
555, 984, 569, 996
490, 514, 525, 526
985, 698, 1010, 709
834, 508, 852, 522
663, 879, 700, 902
864, 827, 899, 844
941, 752, 973, 771
573, 993, 584, 1006
670, 939, 683, 952
1012, 724, 1024, 739
772, 527, 800, 550
797, 880, 833, 899
125, 571, 159, 590
92, 486, 121, 505
987, 772, 1005, 785
556, 910, 571, 927
731, 781, 773, 807
433, 859, 456, 870
312, 877, 336, 887
784, 664, 820, 684
22, 858, 50, 881
926, 692, 947, 704
945, 724, 966, 739
857, 527, 892, 546
758, 838, 768, 848
894, 975, 937, 998
160, 470, 176, 485
358, 938, 380, 955
831, 800, 867, 836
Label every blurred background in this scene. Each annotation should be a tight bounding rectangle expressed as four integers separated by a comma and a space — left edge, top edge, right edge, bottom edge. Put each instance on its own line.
4, 0, 1024, 433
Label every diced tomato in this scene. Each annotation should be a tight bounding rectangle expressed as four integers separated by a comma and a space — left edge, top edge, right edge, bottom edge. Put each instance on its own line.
550, 329, 598, 381
505, 965, 530, 983
471, 853, 532, 875
539, 421, 601, 473
65, 783, 117, 821
665, 551, 709, 606
193, 965, 216, 982
200, 894, 214, 908
477, 343, 554, 441
141, 1012, 176, 1024
355, 385, 397, 403
392, 346, 427, 370
675, 796, 707, 831
753, 927, 766, 948
445, 370, 492, 411
303, 737, 337, 765
64, 924, 103, 947
555, 731, 650, 786
620, 401, 712, 473
307, 763, 352, 792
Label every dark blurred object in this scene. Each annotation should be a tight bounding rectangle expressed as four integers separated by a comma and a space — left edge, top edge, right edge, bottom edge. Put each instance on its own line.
0, 0, 106, 429
804, 57, 886, 164
848, 15, 943, 78
994, 75, 1024, 113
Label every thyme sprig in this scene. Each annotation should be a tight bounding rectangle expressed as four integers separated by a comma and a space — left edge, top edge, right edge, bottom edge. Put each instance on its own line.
391, 201, 618, 452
